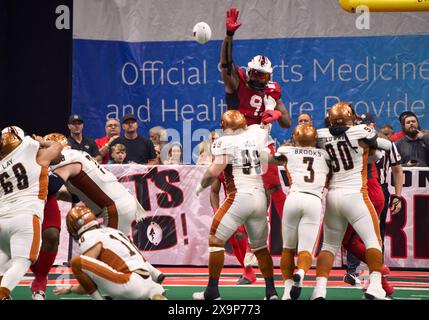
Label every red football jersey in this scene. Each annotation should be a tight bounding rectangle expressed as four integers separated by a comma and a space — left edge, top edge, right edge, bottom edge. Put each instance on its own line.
236, 68, 282, 126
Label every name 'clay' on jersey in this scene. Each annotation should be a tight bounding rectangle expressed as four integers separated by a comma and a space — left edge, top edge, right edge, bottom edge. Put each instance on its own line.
0, 136, 47, 218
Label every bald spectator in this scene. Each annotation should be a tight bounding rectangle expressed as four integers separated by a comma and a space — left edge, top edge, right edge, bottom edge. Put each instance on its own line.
95, 118, 121, 164
67, 114, 102, 162
110, 114, 157, 164
396, 114, 429, 167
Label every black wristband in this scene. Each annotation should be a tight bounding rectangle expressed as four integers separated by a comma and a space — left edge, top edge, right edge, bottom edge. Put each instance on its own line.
226, 30, 235, 36
221, 63, 229, 69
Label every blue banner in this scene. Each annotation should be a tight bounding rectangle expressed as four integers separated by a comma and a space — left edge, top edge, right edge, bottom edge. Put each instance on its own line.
72, 35, 429, 162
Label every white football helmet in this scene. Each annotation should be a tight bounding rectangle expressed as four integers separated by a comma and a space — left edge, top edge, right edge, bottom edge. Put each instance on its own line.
246, 55, 273, 91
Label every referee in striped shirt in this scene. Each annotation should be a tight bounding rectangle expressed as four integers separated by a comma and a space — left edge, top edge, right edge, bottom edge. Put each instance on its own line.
376, 129, 404, 252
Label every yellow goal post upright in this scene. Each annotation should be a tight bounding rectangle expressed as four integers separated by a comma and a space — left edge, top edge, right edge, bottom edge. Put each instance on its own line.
339, 0, 429, 13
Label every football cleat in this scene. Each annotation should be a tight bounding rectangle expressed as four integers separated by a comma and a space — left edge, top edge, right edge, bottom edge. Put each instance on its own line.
343, 272, 361, 286
264, 293, 279, 300
32, 290, 46, 300
365, 283, 386, 300
192, 291, 221, 300
237, 276, 252, 285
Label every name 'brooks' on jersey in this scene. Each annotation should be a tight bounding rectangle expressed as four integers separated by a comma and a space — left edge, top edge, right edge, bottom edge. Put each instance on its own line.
277, 146, 330, 199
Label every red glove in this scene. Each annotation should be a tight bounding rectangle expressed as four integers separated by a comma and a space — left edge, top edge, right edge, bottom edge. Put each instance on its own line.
261, 110, 282, 124
226, 7, 242, 36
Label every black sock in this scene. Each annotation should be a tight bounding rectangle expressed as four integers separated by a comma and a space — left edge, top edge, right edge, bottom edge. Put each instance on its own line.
265, 277, 277, 297
205, 277, 220, 299
208, 277, 219, 288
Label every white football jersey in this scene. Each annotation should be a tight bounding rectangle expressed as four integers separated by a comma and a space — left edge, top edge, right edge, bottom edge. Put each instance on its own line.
0, 136, 47, 218
211, 126, 267, 193
51, 149, 133, 215
277, 146, 330, 198
317, 124, 375, 191
78, 227, 146, 272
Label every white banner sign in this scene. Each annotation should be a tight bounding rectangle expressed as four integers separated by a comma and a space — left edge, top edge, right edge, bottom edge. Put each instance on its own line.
56, 165, 429, 269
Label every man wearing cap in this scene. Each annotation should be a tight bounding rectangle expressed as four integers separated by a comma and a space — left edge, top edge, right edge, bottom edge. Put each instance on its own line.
67, 115, 102, 162
109, 114, 157, 164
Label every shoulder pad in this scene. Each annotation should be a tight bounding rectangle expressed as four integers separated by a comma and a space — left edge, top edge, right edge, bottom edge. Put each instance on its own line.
316, 128, 331, 139
277, 146, 292, 155
349, 124, 376, 140
211, 136, 235, 156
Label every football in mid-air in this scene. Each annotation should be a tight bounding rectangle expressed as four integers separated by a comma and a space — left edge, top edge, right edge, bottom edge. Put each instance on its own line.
193, 22, 212, 44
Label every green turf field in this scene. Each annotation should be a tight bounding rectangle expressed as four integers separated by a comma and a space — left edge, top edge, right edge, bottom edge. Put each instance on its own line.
11, 285, 429, 300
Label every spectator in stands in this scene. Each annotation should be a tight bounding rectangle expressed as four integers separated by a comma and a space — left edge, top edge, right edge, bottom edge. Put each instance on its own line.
396, 114, 429, 167
196, 131, 220, 165
108, 143, 127, 164
110, 114, 157, 164
286, 112, 314, 146
67, 114, 102, 162
297, 112, 313, 126
379, 124, 394, 139
163, 143, 183, 165
95, 118, 121, 164
149, 126, 168, 165
390, 111, 418, 142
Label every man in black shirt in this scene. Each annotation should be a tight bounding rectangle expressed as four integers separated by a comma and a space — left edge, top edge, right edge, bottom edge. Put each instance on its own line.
395, 114, 429, 167
67, 114, 102, 162
110, 114, 157, 164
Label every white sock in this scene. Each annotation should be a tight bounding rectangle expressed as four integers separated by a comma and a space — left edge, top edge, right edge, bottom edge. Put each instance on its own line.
311, 277, 328, 299
282, 279, 294, 300
1, 257, 31, 291
369, 271, 382, 285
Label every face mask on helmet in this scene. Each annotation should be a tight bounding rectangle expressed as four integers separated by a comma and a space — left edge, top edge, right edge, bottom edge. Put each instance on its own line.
246, 55, 273, 91
328, 102, 356, 127
0, 126, 25, 157
66, 206, 99, 241
44, 133, 70, 149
